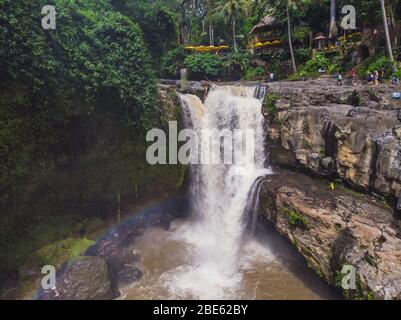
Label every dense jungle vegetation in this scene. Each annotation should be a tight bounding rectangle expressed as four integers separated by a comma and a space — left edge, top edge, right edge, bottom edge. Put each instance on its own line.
0, 0, 400, 295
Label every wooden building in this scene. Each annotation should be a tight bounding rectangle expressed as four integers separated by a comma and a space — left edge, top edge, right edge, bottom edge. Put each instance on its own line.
249, 15, 283, 52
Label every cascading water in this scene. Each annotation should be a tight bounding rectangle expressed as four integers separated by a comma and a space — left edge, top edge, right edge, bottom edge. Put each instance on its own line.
166, 85, 271, 299
121, 84, 338, 300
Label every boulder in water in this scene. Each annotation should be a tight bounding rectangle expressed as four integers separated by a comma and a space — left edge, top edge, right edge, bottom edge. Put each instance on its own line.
38, 256, 119, 300
116, 266, 143, 286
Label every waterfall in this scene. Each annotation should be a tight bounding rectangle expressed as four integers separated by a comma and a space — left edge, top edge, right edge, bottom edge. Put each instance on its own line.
254, 84, 268, 100
243, 176, 266, 233
168, 85, 272, 299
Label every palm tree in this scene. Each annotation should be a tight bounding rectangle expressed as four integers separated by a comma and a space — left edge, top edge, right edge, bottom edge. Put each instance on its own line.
380, 0, 394, 62
205, 0, 217, 45
214, 0, 252, 52
328, 0, 338, 39
286, 1, 297, 72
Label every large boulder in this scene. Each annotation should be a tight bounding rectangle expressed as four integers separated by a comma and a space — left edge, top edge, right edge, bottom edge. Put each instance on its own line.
38, 256, 119, 300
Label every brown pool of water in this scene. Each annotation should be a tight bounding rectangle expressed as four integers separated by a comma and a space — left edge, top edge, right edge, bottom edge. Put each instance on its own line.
119, 219, 340, 300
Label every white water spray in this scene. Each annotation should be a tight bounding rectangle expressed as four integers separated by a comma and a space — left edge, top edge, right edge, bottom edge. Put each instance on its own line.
164, 85, 271, 299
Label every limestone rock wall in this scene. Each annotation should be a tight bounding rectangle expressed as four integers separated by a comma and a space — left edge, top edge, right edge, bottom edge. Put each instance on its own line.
266, 77, 401, 198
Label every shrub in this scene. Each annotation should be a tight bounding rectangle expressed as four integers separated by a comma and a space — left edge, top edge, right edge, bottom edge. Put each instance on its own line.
303, 52, 330, 72
223, 51, 252, 79
245, 66, 266, 80
281, 206, 309, 229
393, 68, 401, 79
289, 52, 340, 80
358, 55, 393, 78
36, 238, 95, 266
184, 53, 224, 80
161, 46, 188, 78
263, 93, 279, 121
295, 48, 312, 64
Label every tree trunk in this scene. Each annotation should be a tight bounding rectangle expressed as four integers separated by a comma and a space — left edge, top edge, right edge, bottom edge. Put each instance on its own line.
209, 23, 214, 46
380, 0, 394, 62
329, 0, 338, 39
287, 2, 297, 72
233, 19, 237, 52
388, 0, 397, 48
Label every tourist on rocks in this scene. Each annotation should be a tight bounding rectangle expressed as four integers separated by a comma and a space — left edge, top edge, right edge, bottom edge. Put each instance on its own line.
336, 73, 343, 86
367, 71, 374, 85
351, 68, 357, 86
374, 70, 379, 85
269, 72, 274, 82
379, 70, 385, 84
391, 76, 399, 86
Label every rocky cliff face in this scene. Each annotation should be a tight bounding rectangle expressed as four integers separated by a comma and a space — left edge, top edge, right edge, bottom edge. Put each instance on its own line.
266, 77, 401, 201
258, 169, 401, 300
262, 77, 401, 299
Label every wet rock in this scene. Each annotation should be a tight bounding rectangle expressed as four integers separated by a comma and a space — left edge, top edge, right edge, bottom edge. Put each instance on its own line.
159, 80, 208, 99
116, 266, 143, 286
259, 170, 401, 300
321, 157, 334, 170
86, 232, 141, 270
38, 256, 119, 300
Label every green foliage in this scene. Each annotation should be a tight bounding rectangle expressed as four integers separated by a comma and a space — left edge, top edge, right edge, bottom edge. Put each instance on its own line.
393, 68, 401, 79
0, 0, 183, 286
358, 55, 393, 78
36, 238, 95, 266
302, 52, 330, 74
292, 26, 311, 43
295, 48, 312, 65
184, 53, 224, 79
115, 0, 178, 66
161, 47, 188, 78
223, 51, 252, 78
289, 53, 339, 80
263, 93, 279, 121
281, 206, 309, 229
244, 66, 266, 80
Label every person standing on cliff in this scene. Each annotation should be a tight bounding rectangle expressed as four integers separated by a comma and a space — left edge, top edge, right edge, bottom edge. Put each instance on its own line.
336, 73, 343, 86
352, 68, 357, 86
367, 71, 372, 85
379, 69, 385, 84
374, 70, 379, 85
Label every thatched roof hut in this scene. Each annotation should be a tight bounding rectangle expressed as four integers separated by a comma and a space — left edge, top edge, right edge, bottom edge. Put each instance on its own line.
250, 15, 279, 35
312, 34, 327, 50
312, 34, 327, 41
